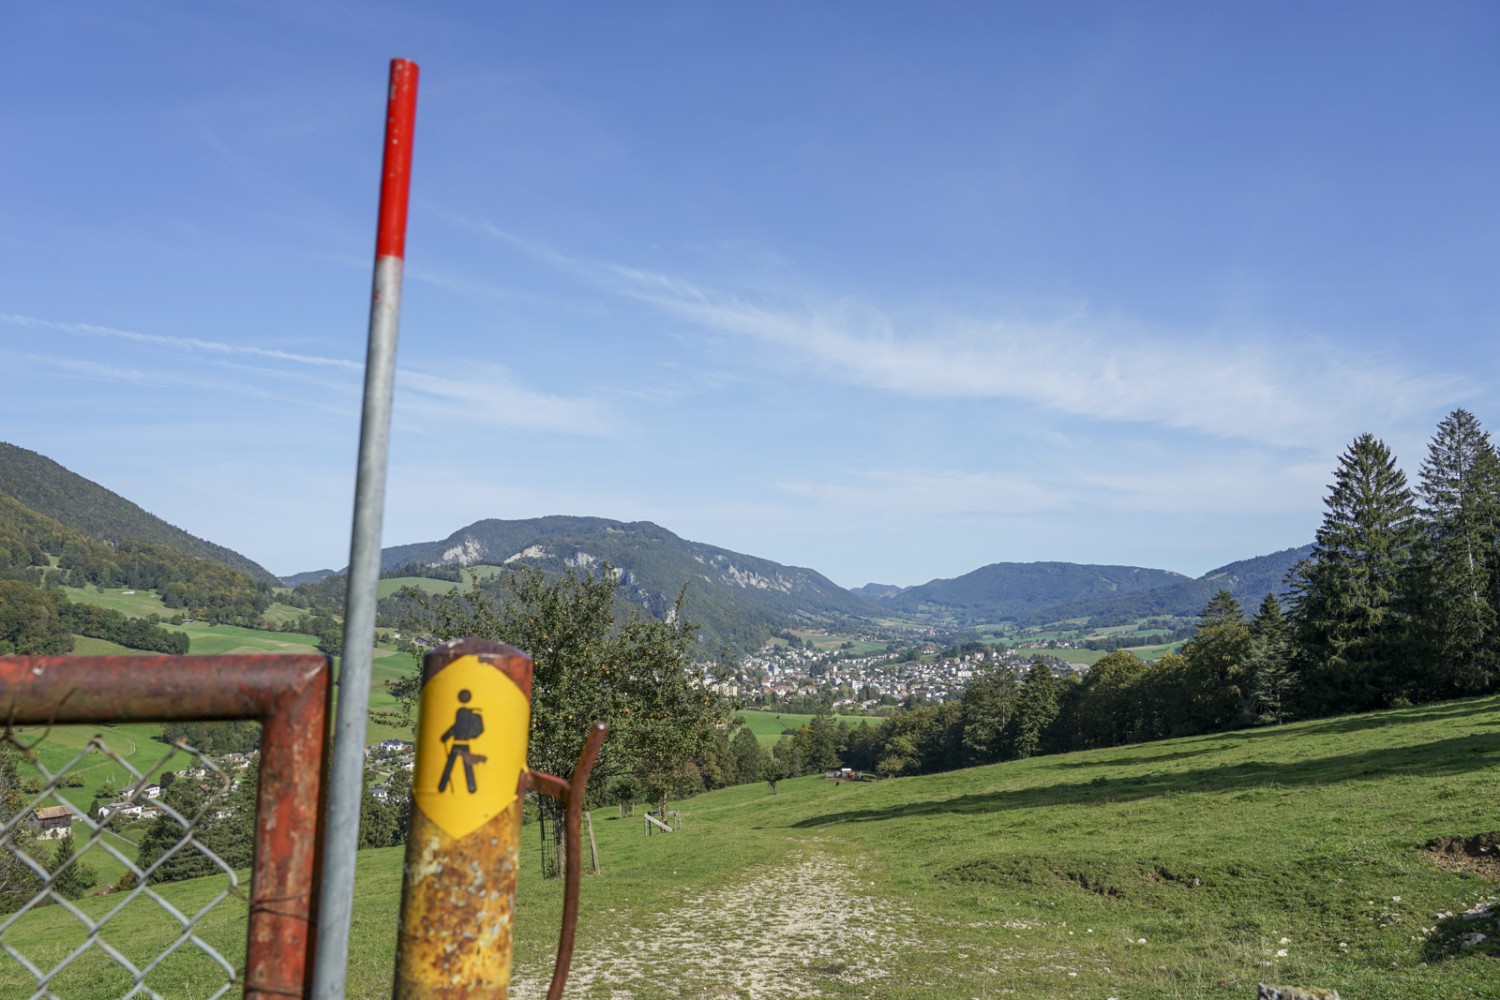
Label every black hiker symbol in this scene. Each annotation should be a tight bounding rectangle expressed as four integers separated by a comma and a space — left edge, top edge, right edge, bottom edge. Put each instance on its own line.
438, 689, 487, 794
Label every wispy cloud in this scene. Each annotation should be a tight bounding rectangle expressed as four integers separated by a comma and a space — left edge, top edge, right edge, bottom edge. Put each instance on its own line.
1, 314, 363, 371
1, 313, 619, 438
442, 226, 1469, 451
774, 454, 1325, 522
612, 282, 1464, 450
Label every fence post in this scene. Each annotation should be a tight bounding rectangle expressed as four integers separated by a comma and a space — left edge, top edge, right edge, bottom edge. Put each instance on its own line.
394, 639, 534, 997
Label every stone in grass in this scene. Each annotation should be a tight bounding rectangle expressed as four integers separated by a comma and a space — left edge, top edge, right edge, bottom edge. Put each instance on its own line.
1257, 986, 1341, 1000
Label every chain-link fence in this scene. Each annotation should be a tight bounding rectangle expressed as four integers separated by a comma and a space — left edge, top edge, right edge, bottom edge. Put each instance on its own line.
0, 726, 254, 998
0, 653, 331, 1000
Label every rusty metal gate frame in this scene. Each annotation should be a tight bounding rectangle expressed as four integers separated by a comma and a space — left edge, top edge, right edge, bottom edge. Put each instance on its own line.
0, 653, 332, 999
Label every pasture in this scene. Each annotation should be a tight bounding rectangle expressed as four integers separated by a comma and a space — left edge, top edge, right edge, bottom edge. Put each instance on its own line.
738, 709, 873, 746
6, 694, 1500, 997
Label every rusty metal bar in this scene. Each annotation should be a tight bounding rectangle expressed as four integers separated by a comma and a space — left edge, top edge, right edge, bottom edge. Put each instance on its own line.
0, 653, 332, 998
536, 722, 606, 1000
319, 54, 421, 1000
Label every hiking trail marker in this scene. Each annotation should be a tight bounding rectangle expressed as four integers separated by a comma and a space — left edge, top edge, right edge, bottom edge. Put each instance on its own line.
395, 638, 606, 999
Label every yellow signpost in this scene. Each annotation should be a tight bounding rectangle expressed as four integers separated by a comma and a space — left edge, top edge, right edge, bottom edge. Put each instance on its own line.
394, 638, 605, 999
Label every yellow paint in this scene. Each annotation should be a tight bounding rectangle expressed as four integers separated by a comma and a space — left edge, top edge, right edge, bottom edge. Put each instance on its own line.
413, 654, 529, 840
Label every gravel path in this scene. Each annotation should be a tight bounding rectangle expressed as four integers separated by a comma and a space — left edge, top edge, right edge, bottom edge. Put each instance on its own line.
510, 850, 917, 999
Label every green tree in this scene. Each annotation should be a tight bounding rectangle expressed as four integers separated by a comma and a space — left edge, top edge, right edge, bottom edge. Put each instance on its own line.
1009, 657, 1060, 759
766, 735, 799, 793
791, 710, 842, 773
1411, 409, 1500, 696
728, 727, 767, 786
1289, 434, 1420, 713
878, 734, 918, 778
0, 747, 41, 911
135, 764, 256, 884
959, 664, 1019, 764
47, 831, 98, 900
1073, 650, 1149, 748
0, 580, 70, 655
1245, 593, 1294, 725
1181, 590, 1252, 732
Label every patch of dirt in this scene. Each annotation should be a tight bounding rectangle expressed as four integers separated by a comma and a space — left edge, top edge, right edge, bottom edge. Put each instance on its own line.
508, 851, 916, 999
1425, 832, 1500, 881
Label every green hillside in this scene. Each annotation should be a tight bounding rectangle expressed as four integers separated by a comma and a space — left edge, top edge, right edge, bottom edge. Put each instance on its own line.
1032, 545, 1315, 625
875, 561, 1189, 623
7, 695, 1498, 998
0, 442, 278, 584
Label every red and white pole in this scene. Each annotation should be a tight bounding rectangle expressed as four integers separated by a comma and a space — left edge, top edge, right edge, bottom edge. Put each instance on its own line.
315, 57, 419, 1000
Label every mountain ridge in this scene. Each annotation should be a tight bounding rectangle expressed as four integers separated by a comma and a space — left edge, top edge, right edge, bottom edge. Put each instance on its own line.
0, 442, 278, 585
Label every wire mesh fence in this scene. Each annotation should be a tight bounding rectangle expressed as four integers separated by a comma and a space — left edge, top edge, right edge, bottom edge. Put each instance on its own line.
0, 724, 260, 998
0, 653, 331, 1000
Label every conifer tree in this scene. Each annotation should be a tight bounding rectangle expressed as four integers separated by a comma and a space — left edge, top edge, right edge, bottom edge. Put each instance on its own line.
1245, 593, 1293, 724
1411, 409, 1500, 695
959, 664, 1019, 764
1288, 434, 1419, 712
1009, 657, 1059, 759
47, 831, 97, 900
1182, 590, 1252, 732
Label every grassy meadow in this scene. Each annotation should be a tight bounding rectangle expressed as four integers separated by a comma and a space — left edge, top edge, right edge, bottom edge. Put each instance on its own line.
738, 709, 873, 747
53, 585, 420, 745
8, 694, 1500, 997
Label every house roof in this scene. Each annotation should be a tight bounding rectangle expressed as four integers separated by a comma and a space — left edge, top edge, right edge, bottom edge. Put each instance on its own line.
33, 805, 72, 821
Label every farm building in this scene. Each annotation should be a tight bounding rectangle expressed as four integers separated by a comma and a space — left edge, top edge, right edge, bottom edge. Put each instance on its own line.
28, 805, 73, 840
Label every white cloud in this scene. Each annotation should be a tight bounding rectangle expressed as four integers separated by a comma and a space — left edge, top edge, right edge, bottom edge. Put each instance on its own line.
611, 284, 1464, 451
448, 225, 1469, 451
1, 313, 618, 438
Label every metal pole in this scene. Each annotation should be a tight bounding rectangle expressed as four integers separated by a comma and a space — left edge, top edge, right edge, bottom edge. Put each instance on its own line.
313, 57, 419, 1000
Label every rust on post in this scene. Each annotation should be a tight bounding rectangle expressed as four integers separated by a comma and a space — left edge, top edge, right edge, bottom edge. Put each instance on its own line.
0, 653, 332, 999
395, 639, 534, 998
394, 639, 607, 1000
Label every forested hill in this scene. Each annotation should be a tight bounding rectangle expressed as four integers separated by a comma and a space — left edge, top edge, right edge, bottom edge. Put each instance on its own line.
865, 561, 1189, 623
343, 515, 876, 654
0, 443, 278, 585
1026, 545, 1314, 625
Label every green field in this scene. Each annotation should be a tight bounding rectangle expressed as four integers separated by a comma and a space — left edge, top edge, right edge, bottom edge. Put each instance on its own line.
6, 694, 1500, 997
9, 722, 200, 888
1013, 645, 1106, 666
69, 635, 143, 655
60, 586, 174, 618
738, 709, 873, 746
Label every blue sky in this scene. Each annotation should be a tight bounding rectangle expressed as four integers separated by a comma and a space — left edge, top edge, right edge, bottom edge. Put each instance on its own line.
3, 3, 1497, 588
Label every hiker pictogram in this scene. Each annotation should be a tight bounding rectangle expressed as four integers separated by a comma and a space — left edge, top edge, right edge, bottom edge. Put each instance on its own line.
438, 689, 488, 793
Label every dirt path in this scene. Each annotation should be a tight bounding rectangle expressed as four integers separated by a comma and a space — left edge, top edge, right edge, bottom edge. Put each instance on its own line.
510, 850, 916, 999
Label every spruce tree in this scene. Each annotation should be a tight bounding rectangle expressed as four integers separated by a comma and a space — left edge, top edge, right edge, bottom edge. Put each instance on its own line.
1009, 658, 1060, 759
1245, 593, 1293, 724
1181, 590, 1251, 732
1412, 409, 1500, 695
1288, 434, 1419, 713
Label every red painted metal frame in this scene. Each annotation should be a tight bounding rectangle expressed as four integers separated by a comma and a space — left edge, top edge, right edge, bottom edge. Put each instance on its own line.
0, 653, 332, 999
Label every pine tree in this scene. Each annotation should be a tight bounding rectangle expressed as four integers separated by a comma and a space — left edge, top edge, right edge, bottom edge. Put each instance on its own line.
1412, 409, 1500, 696
1245, 593, 1294, 724
1181, 590, 1252, 732
959, 664, 1019, 764
47, 831, 97, 900
1009, 658, 1060, 759
1288, 434, 1419, 713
